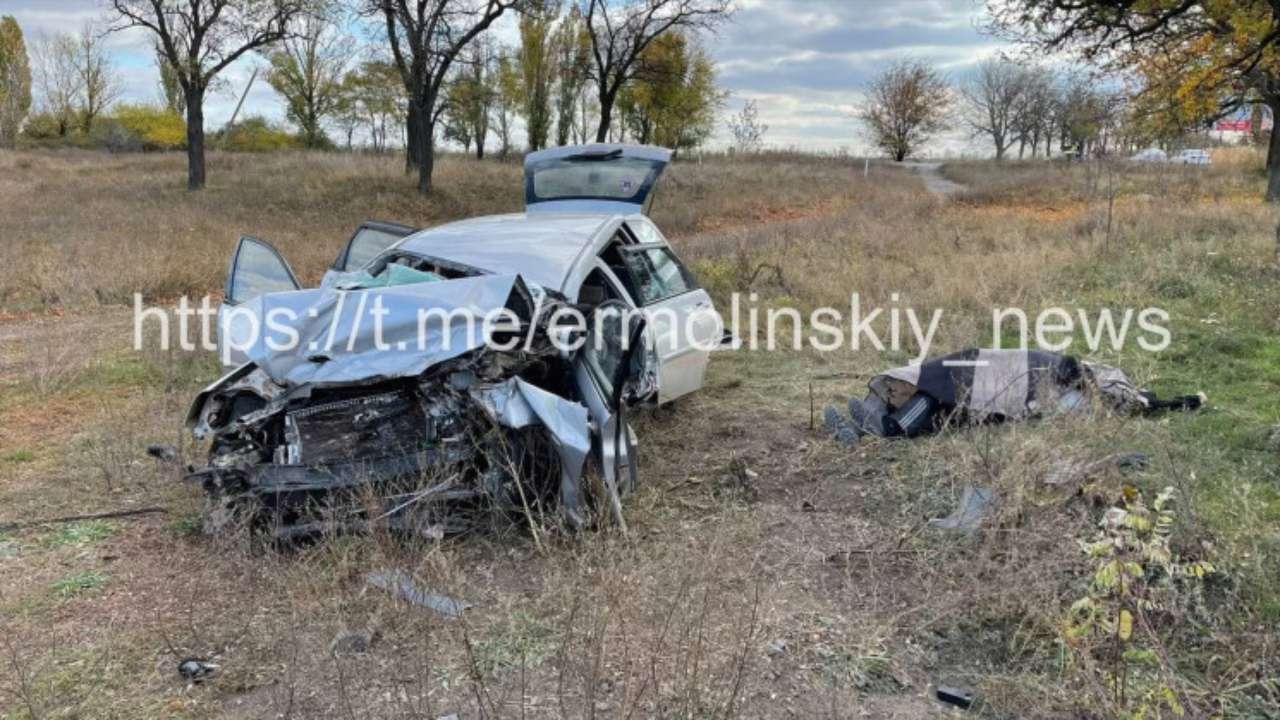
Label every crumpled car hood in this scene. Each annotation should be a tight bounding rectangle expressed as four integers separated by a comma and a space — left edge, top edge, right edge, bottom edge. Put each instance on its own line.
224, 274, 528, 388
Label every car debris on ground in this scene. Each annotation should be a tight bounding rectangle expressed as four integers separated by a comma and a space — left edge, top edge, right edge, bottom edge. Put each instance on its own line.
935, 684, 975, 709
824, 348, 1204, 445
365, 568, 471, 618
177, 658, 219, 683
926, 485, 997, 533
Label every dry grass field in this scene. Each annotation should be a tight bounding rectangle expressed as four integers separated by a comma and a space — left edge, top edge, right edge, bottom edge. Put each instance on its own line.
0, 147, 1278, 719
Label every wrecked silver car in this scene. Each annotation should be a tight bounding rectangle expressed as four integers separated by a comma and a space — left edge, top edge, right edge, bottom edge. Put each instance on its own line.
184, 145, 722, 537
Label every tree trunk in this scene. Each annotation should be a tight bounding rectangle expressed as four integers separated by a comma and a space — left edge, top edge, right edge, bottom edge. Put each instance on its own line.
406, 102, 421, 172
594, 87, 615, 142
306, 110, 320, 148
1266, 97, 1280, 202
185, 87, 206, 190
1274, 217, 1280, 263
475, 137, 484, 160
417, 113, 435, 194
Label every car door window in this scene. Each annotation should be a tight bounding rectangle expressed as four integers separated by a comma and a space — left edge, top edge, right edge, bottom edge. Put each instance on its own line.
226, 236, 299, 305
617, 245, 698, 305
335, 222, 415, 272
627, 218, 662, 245
583, 305, 627, 402
582, 300, 653, 404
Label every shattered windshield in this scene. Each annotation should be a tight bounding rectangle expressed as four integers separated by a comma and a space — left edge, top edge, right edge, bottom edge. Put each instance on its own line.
335, 263, 443, 290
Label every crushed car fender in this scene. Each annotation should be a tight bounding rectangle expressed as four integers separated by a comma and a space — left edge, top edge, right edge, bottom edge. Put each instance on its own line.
469, 377, 593, 522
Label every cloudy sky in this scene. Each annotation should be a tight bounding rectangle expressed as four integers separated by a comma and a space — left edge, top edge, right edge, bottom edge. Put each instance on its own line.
1, 0, 1003, 154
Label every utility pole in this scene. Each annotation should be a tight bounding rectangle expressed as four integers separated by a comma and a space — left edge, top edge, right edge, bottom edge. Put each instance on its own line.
221, 67, 259, 147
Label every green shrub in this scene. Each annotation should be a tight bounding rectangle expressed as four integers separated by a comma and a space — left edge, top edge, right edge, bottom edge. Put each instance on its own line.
21, 112, 63, 140
110, 103, 185, 150
89, 117, 141, 152
220, 116, 301, 152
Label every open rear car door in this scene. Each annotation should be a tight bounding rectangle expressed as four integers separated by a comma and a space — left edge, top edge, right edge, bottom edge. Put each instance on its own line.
218, 236, 300, 367
524, 144, 671, 216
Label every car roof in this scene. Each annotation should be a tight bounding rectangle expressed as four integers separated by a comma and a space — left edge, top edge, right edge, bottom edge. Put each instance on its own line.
395, 212, 616, 291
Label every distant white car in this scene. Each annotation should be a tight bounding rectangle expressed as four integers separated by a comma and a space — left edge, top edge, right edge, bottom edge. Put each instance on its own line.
1173, 149, 1212, 166
1130, 148, 1168, 163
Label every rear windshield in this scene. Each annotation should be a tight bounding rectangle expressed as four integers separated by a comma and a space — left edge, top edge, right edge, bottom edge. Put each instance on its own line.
527, 157, 664, 204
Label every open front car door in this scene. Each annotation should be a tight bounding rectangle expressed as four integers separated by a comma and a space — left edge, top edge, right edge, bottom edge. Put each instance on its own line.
322, 220, 417, 286
573, 300, 656, 525
218, 236, 300, 367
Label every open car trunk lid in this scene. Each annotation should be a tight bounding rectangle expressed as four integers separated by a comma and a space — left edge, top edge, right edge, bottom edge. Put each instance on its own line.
523, 144, 672, 215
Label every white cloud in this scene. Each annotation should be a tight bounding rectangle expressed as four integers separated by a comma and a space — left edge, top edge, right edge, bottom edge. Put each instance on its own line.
3, 0, 1007, 153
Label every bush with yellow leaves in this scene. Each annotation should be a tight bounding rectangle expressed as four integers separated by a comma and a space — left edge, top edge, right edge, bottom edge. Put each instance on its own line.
1061, 486, 1216, 719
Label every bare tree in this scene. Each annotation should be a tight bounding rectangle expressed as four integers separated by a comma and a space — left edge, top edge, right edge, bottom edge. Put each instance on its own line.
1055, 71, 1126, 158
109, 0, 306, 190
367, 0, 516, 193
582, 0, 731, 142
961, 57, 1025, 161
859, 59, 951, 162
32, 33, 82, 137
264, 8, 352, 147
75, 21, 122, 133
727, 97, 766, 153
1013, 68, 1057, 157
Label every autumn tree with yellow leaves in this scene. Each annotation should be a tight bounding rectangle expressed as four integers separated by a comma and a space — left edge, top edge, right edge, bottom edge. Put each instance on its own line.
616, 31, 722, 152
990, 0, 1280, 201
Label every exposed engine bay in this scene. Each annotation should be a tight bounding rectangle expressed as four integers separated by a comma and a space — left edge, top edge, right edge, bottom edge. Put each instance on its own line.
185, 273, 648, 539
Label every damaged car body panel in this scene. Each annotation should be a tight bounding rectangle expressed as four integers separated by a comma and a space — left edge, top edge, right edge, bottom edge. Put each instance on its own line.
189, 273, 640, 534
225, 273, 534, 388
187, 144, 715, 537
